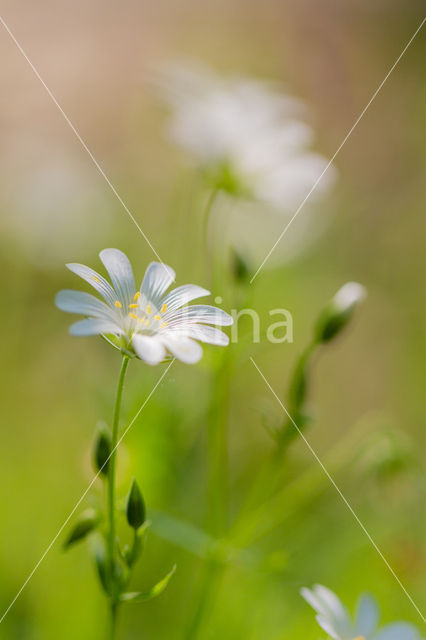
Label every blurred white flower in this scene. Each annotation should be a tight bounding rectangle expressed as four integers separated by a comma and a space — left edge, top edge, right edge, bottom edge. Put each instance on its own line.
301, 584, 423, 640
56, 248, 232, 365
156, 61, 336, 211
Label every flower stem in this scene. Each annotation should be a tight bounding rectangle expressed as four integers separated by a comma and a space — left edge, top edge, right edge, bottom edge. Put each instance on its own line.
107, 355, 129, 638
183, 559, 223, 640
206, 351, 231, 536
230, 341, 318, 545
109, 601, 118, 640
183, 352, 232, 640
202, 188, 219, 290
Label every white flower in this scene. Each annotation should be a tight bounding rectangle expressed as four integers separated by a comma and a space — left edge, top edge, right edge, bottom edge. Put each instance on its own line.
56, 248, 232, 365
157, 61, 335, 212
301, 584, 423, 640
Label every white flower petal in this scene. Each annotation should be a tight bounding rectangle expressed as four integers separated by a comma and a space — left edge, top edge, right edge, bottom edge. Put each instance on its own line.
140, 262, 176, 302
99, 248, 136, 306
333, 282, 367, 312
315, 614, 341, 640
160, 284, 210, 312
300, 587, 329, 617
313, 585, 352, 626
255, 152, 335, 210
56, 290, 116, 320
171, 323, 229, 346
132, 334, 166, 365
161, 335, 203, 364
355, 595, 380, 636
375, 623, 422, 640
301, 586, 352, 638
66, 263, 116, 305
69, 318, 123, 336
167, 305, 233, 326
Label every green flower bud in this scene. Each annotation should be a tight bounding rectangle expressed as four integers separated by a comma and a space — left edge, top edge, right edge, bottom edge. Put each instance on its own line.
63, 509, 98, 549
231, 249, 251, 283
315, 282, 366, 343
93, 423, 112, 475
126, 479, 146, 530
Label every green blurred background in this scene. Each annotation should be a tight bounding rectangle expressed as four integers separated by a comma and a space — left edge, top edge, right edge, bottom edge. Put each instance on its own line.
0, 1, 425, 638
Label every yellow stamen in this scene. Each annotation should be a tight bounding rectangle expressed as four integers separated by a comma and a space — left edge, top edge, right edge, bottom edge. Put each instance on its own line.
145, 318, 150, 326
154, 314, 161, 321
353, 637, 365, 640
129, 312, 138, 320
160, 321, 168, 328
146, 305, 151, 314
114, 301, 122, 309
137, 317, 144, 323
161, 303, 168, 313
133, 291, 141, 301
92, 276, 101, 283
128, 303, 138, 309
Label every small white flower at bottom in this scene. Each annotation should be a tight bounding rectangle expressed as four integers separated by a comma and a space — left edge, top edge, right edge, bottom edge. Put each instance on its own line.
301, 584, 423, 640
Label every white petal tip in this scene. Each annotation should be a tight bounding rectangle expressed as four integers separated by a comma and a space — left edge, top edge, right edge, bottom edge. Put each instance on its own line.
334, 282, 367, 310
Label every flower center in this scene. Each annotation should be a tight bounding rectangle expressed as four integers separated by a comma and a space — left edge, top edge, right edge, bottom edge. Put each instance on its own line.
353, 637, 365, 640
123, 292, 168, 333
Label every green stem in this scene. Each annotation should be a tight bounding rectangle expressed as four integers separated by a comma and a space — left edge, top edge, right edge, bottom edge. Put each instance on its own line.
183, 559, 223, 640
183, 351, 232, 639
230, 341, 318, 543
109, 601, 118, 640
206, 350, 232, 537
202, 188, 219, 291
107, 355, 129, 638
231, 415, 372, 548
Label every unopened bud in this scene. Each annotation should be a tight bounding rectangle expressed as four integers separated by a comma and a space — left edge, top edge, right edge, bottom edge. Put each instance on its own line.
231, 249, 251, 283
315, 282, 366, 343
126, 479, 146, 530
93, 423, 112, 475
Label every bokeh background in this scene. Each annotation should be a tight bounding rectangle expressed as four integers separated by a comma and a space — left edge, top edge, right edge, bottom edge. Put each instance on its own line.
0, 1, 425, 638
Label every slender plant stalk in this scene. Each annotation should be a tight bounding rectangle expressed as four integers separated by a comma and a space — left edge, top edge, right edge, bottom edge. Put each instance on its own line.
239, 342, 317, 512
206, 350, 232, 536
202, 188, 219, 290
183, 351, 231, 639
231, 418, 372, 548
183, 188, 232, 640
107, 355, 130, 639
109, 601, 118, 640
184, 558, 223, 640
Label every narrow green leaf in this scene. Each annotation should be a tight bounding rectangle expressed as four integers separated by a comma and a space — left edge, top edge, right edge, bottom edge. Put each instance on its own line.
93, 537, 111, 595
119, 565, 176, 603
63, 509, 98, 549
